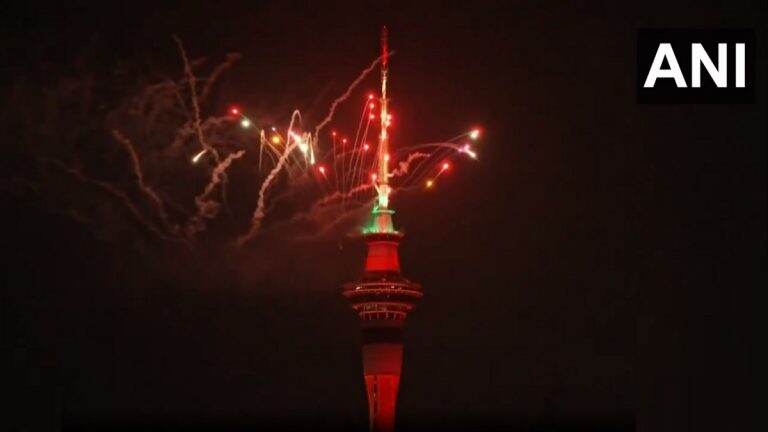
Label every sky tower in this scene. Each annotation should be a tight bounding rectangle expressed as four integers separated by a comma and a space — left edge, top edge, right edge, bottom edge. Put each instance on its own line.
342, 27, 423, 432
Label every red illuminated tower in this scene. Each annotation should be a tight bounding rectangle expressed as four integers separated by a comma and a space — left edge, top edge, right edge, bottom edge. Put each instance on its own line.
342, 212, 422, 432
342, 27, 422, 432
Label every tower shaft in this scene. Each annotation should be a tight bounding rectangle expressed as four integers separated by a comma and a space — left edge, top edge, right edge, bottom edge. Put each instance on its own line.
343, 230, 422, 432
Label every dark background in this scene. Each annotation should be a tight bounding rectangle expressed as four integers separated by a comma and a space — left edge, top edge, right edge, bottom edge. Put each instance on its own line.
1, 1, 763, 431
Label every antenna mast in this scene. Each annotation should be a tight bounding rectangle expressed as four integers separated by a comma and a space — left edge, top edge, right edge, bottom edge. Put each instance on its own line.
376, 26, 391, 210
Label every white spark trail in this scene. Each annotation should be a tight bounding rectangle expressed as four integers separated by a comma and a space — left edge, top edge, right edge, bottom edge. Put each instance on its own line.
173, 35, 220, 163
236, 110, 302, 246
185, 150, 246, 238
112, 130, 179, 237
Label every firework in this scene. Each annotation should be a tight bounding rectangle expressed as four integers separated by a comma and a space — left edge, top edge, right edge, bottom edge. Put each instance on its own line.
22, 31, 481, 249
226, 29, 483, 243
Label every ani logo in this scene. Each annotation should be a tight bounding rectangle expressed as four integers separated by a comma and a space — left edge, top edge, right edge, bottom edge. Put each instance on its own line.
637, 29, 755, 103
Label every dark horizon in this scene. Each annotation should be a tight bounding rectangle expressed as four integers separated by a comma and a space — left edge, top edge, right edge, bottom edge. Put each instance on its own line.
2, 1, 762, 431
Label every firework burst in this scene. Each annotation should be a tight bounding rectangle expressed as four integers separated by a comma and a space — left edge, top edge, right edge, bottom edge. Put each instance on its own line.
13, 31, 482, 250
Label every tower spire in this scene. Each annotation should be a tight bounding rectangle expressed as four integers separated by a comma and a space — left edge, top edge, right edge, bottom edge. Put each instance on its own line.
372, 25, 394, 233
378, 25, 389, 190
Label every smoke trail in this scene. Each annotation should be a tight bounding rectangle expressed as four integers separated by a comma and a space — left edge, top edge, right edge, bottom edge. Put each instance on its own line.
390, 152, 430, 177
131, 80, 176, 116
314, 183, 373, 209
404, 145, 459, 188
313, 53, 391, 138
44, 158, 173, 242
173, 35, 220, 163
236, 110, 302, 246
169, 116, 231, 155
112, 130, 179, 237
200, 52, 242, 103
395, 141, 463, 154
173, 37, 241, 226
293, 198, 374, 242
185, 150, 246, 238
256, 182, 373, 239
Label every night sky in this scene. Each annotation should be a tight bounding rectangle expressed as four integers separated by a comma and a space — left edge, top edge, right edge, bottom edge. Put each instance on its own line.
2, 2, 763, 431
